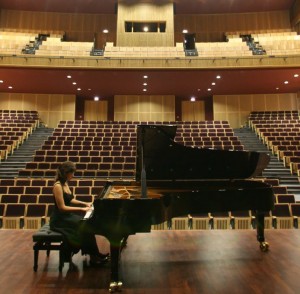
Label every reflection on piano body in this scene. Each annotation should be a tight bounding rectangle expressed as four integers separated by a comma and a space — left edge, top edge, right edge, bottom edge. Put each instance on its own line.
84, 124, 274, 291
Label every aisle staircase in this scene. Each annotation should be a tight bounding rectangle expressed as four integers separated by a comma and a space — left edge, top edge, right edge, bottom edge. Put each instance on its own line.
234, 127, 300, 201
0, 126, 53, 178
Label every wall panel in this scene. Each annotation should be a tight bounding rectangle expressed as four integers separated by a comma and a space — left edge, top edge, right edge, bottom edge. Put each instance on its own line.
117, 2, 174, 46
0, 9, 117, 42
175, 10, 291, 42
182, 101, 205, 121
84, 101, 108, 121
0, 92, 75, 127
114, 95, 175, 121
213, 93, 298, 128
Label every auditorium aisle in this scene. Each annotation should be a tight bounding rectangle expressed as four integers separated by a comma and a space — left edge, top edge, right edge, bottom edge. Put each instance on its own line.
0, 126, 53, 178
234, 127, 300, 200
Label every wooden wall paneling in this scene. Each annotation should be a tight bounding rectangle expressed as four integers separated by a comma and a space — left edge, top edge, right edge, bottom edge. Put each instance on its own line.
150, 95, 163, 113
49, 94, 62, 112
117, 2, 174, 47
0, 93, 10, 109
23, 94, 37, 110
213, 93, 298, 128
174, 10, 291, 43
127, 96, 139, 113
252, 94, 267, 111
113, 95, 175, 121
266, 94, 279, 110
84, 100, 107, 121
9, 93, 24, 109
0, 9, 116, 42
227, 113, 240, 128
182, 101, 205, 121
278, 93, 297, 109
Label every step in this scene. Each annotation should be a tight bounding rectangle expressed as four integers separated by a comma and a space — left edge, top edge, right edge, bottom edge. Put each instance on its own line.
234, 127, 300, 198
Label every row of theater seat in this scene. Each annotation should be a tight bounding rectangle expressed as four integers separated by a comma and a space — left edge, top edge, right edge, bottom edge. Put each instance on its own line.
0, 112, 40, 161
1, 202, 300, 230
18, 120, 244, 178
0, 115, 297, 230
249, 111, 300, 176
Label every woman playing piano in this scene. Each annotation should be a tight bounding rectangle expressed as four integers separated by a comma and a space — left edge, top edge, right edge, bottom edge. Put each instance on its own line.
50, 161, 108, 265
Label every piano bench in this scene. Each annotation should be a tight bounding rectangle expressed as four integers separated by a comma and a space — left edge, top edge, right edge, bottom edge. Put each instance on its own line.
32, 224, 69, 272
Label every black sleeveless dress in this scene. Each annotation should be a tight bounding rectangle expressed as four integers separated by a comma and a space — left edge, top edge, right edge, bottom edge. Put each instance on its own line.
49, 183, 99, 256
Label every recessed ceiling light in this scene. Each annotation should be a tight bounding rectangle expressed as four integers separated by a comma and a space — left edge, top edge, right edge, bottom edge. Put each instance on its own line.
0, 80, 3, 83
77, 88, 81, 91
72, 82, 77, 85
216, 75, 221, 79
143, 26, 149, 32
67, 75, 72, 79
143, 83, 147, 86
8, 86, 13, 89
143, 75, 148, 79
212, 82, 216, 86
143, 89, 147, 92
190, 97, 196, 102
284, 81, 289, 84
294, 74, 299, 78
88, 88, 91, 91
197, 89, 201, 91
207, 88, 212, 91
103, 29, 109, 34
182, 29, 188, 34
94, 96, 99, 101
276, 87, 279, 90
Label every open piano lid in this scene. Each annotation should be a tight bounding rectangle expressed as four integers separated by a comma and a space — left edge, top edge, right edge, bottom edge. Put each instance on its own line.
136, 124, 270, 181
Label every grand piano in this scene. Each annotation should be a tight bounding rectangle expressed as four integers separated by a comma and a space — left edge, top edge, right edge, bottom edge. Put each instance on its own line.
85, 124, 274, 292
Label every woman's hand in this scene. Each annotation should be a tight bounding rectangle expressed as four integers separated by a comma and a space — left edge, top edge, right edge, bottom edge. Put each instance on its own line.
85, 202, 93, 208
81, 206, 90, 212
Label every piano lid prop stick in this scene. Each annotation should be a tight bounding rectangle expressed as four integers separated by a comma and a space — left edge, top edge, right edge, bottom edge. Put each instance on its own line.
140, 127, 148, 198
141, 164, 147, 198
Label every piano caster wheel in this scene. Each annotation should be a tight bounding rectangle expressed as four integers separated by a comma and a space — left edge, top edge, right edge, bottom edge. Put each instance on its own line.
109, 281, 123, 292
259, 242, 269, 252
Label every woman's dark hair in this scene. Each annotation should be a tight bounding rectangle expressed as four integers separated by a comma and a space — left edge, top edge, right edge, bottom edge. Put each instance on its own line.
55, 161, 76, 184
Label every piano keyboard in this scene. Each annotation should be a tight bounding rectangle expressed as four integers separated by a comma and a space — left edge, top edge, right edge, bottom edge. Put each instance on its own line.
83, 205, 94, 220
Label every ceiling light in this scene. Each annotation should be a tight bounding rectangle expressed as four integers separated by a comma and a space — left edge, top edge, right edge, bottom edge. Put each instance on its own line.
143, 26, 149, 32
276, 87, 279, 90
207, 88, 212, 91
284, 81, 289, 84
143, 83, 147, 86
103, 29, 109, 34
216, 75, 221, 79
88, 88, 91, 91
197, 89, 201, 91
182, 29, 188, 34
0, 80, 3, 83
294, 74, 299, 78
8, 86, 13, 89
72, 82, 77, 85
77, 88, 81, 91
190, 97, 196, 102
67, 75, 72, 79
143, 75, 148, 79
94, 96, 99, 101
143, 89, 147, 92
212, 82, 216, 85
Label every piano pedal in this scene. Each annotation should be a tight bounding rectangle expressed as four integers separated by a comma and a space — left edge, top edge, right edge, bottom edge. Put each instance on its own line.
109, 281, 123, 292
259, 241, 269, 252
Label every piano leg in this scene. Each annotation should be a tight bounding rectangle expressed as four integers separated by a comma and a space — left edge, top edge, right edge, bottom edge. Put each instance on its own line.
109, 240, 123, 293
256, 211, 269, 252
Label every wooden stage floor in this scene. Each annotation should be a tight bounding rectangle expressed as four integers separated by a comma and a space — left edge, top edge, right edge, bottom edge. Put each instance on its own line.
1, 229, 300, 294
